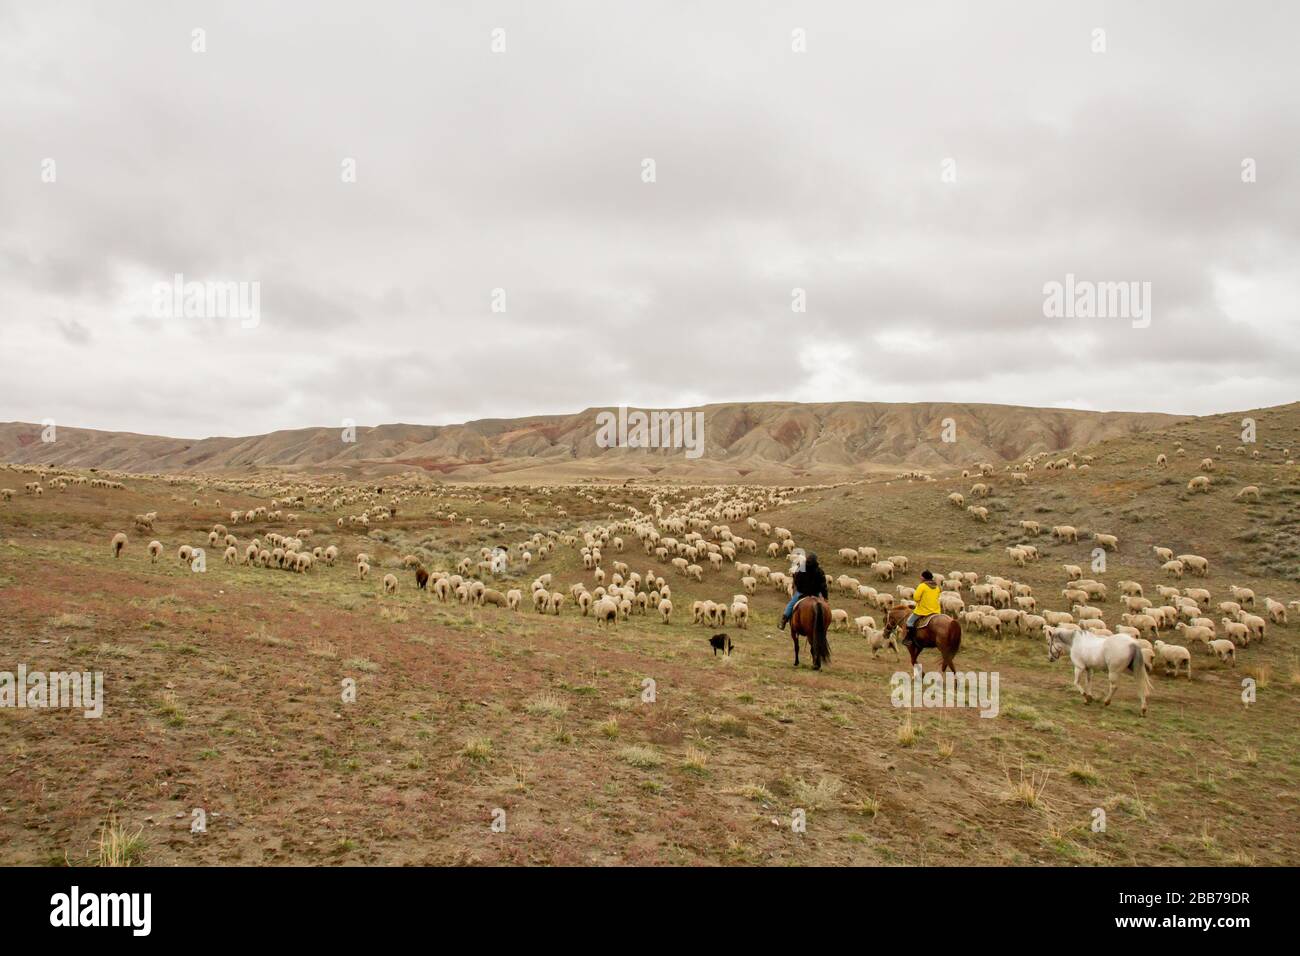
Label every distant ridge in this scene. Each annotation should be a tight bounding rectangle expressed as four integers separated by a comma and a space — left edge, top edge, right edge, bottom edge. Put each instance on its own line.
0, 402, 1187, 480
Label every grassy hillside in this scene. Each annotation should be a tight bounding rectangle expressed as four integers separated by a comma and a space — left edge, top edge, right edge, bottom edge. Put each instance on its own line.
0, 403, 1296, 866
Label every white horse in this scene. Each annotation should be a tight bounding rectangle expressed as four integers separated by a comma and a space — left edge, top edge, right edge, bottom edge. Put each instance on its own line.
1045, 625, 1153, 716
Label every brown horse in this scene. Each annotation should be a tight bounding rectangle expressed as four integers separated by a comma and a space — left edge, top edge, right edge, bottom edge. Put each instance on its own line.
882, 606, 961, 675
789, 597, 832, 670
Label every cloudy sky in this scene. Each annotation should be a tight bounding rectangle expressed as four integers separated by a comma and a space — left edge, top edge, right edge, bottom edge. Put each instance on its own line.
1, 0, 1297, 439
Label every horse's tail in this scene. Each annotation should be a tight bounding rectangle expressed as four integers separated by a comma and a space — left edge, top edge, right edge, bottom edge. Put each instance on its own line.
1129, 641, 1152, 697
811, 600, 831, 666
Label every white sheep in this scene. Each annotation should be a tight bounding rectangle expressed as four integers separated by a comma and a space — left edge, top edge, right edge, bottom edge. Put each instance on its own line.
1206, 639, 1236, 665
1152, 640, 1192, 679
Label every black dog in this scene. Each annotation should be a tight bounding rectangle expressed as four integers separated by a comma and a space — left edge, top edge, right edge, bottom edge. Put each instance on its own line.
709, 633, 734, 657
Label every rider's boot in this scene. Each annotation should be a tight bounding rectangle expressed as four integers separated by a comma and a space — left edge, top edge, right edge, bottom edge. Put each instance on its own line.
778, 614, 789, 631
903, 625, 917, 648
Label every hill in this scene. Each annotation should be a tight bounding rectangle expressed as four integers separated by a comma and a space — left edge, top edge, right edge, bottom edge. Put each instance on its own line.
0, 402, 1184, 480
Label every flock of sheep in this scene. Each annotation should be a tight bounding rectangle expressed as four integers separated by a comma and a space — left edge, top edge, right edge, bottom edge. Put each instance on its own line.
4, 420, 1296, 718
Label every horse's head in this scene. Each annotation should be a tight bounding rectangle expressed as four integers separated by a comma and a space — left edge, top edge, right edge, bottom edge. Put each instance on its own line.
1045, 626, 1068, 662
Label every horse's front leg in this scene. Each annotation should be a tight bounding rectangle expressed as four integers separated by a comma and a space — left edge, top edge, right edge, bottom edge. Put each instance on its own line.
1074, 666, 1091, 702
909, 643, 922, 679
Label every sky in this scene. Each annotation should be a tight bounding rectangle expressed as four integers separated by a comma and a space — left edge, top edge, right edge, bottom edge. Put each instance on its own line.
1, 0, 1297, 439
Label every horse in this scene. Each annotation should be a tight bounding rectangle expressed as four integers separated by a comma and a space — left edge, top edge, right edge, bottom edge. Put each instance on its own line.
1045, 625, 1153, 716
788, 596, 832, 670
882, 606, 961, 675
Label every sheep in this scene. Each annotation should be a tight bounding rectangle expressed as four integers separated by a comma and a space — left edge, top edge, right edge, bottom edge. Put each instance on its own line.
1092, 533, 1119, 551
1219, 619, 1249, 645
1264, 597, 1287, 625
1161, 560, 1185, 579
548, 592, 564, 615
1155, 454, 1167, 467
224, 546, 238, 565
1176, 554, 1209, 577
1019, 520, 1040, 535
1239, 613, 1267, 642
830, 608, 849, 631
1200, 457, 1214, 471
1063, 564, 1083, 581
383, 573, 398, 594
1228, 585, 1255, 606
864, 627, 899, 658
1187, 475, 1211, 492
1120, 613, 1159, 638
1236, 485, 1261, 501
506, 588, 523, 611
1153, 546, 1174, 563
107, 531, 128, 558
871, 560, 896, 581
1206, 639, 1236, 665
658, 598, 673, 623
481, 588, 509, 608
593, 598, 619, 626
731, 602, 749, 628
966, 505, 989, 522
358, 561, 370, 580
148, 540, 163, 563
1173, 622, 1213, 647
1152, 640, 1192, 679
1051, 525, 1078, 543
948, 492, 965, 508
838, 547, 861, 565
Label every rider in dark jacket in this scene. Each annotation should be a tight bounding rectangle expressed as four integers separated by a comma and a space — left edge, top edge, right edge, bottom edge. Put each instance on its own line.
778, 552, 828, 630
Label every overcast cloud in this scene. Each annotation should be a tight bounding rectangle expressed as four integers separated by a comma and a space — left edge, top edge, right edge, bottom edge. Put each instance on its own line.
1, 0, 1297, 438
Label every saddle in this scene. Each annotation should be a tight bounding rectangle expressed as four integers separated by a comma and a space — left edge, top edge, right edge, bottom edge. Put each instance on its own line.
910, 612, 940, 632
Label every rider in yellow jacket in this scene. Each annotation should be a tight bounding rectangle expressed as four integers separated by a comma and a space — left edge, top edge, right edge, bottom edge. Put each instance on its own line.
905, 570, 942, 648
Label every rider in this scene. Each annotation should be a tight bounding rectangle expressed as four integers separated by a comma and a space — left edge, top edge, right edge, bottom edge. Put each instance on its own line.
778, 551, 828, 630
904, 570, 943, 649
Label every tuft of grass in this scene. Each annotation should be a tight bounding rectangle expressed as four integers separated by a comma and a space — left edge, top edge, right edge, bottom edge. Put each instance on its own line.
461, 737, 493, 762
619, 745, 662, 769
306, 638, 337, 658
726, 783, 775, 803
1002, 761, 1049, 808
855, 795, 882, 818
525, 692, 568, 720
51, 612, 95, 629
1068, 761, 1099, 785
597, 717, 620, 739
789, 775, 843, 810
682, 746, 709, 773
155, 691, 186, 728
96, 814, 144, 867
897, 716, 919, 747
